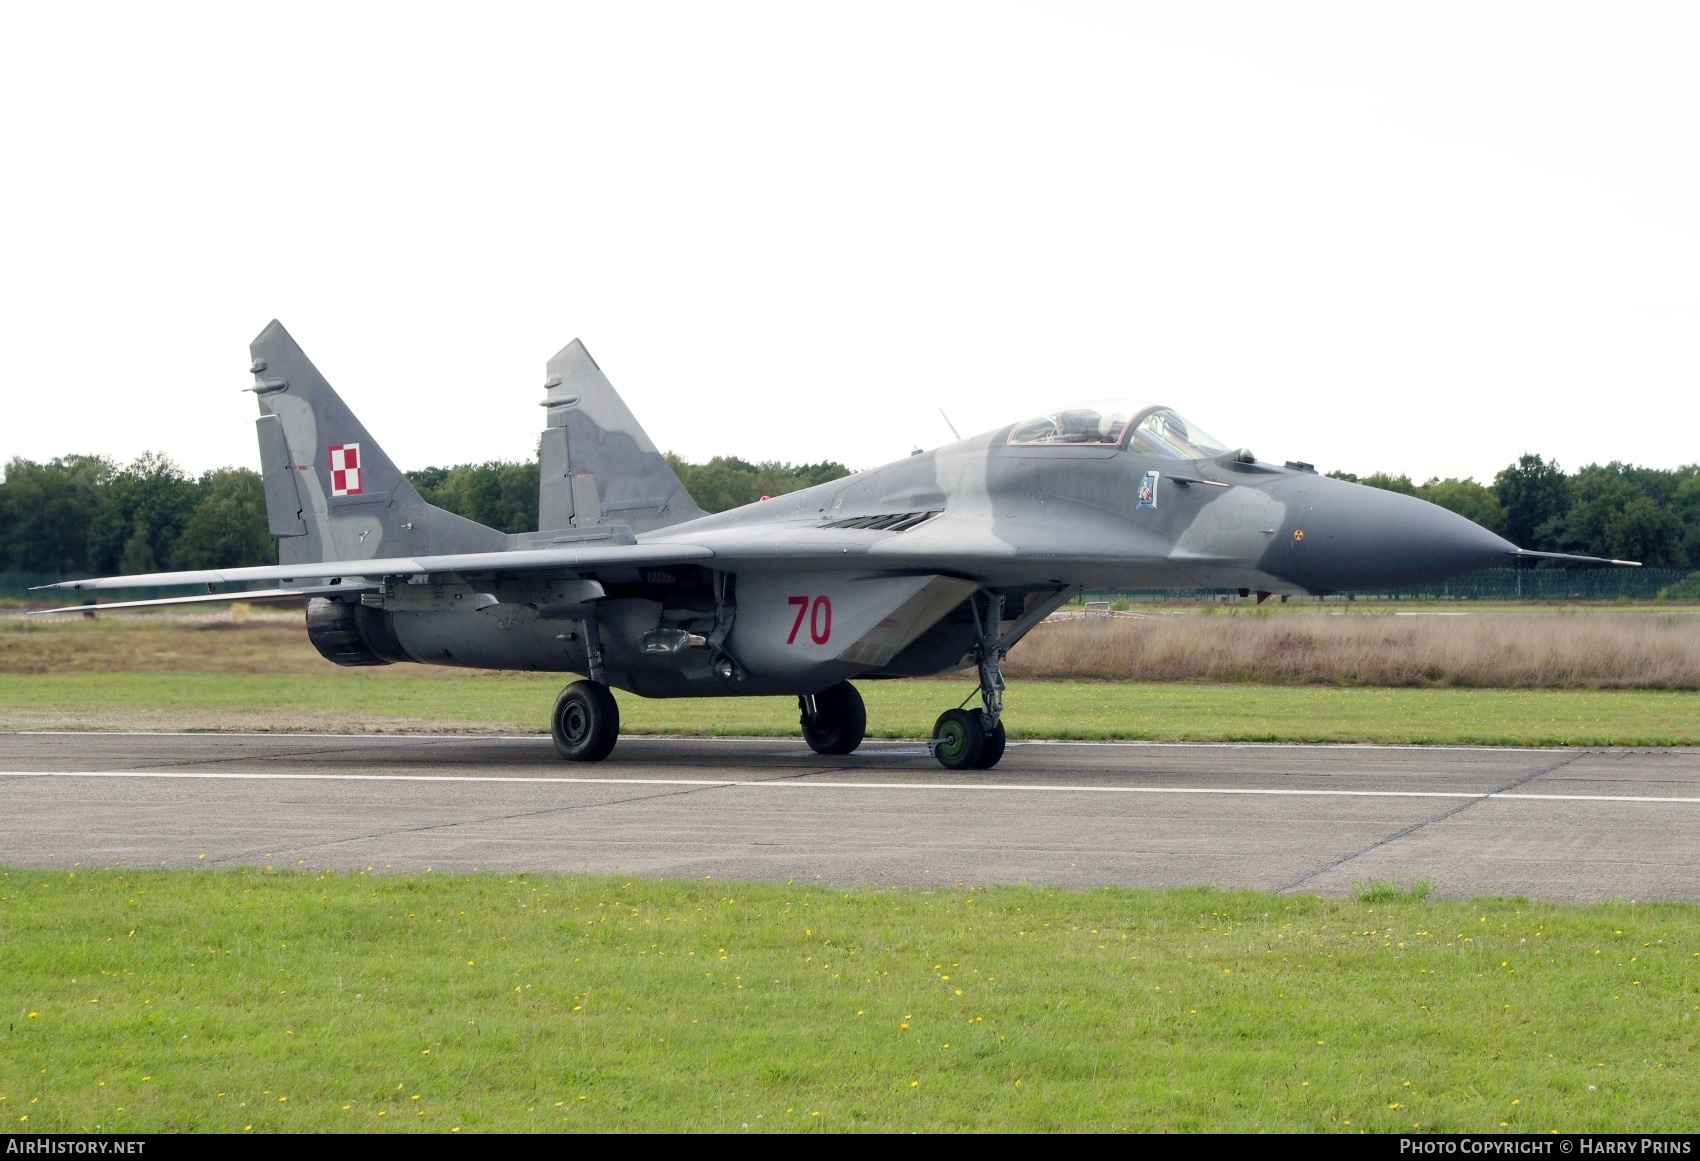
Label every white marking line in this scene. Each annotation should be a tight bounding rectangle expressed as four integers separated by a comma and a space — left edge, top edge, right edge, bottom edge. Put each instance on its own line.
6, 731, 1613, 754
9, 770, 1700, 805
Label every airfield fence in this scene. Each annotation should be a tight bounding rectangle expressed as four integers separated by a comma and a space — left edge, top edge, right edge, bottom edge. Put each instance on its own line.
1077, 566, 1698, 605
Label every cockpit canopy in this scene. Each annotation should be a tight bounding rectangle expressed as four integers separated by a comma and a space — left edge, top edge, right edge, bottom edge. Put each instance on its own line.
1007, 399, 1230, 460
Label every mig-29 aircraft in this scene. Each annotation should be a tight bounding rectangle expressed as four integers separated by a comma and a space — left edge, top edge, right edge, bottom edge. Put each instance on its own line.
35, 321, 1633, 769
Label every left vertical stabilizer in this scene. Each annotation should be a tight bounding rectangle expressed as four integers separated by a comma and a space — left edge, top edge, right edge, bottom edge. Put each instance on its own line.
249, 320, 505, 567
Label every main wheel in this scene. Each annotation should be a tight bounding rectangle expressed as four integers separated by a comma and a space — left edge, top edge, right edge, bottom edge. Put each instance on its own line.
932, 708, 985, 770
551, 680, 620, 762
972, 721, 1007, 769
800, 682, 866, 755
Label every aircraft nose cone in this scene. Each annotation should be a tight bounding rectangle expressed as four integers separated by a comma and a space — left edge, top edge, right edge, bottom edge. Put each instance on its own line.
1265, 475, 1515, 592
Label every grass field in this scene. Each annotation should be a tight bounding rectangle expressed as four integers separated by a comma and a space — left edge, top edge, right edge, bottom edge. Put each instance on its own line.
13, 608, 1700, 689
5, 615, 1695, 1134
1013, 609, 1700, 688
2, 614, 1696, 744
2, 868, 1695, 1133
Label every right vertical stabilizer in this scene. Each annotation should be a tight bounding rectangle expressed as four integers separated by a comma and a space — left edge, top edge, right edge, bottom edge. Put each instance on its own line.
538, 340, 704, 533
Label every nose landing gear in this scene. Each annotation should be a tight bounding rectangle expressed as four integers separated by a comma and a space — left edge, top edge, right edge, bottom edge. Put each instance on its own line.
931, 592, 1009, 770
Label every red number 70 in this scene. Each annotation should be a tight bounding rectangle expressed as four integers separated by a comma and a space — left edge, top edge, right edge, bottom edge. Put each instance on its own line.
786, 595, 832, 645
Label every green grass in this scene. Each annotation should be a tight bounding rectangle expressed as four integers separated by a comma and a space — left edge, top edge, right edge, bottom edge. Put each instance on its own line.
0, 672, 1695, 746
1352, 878, 1434, 904
2, 868, 1696, 1132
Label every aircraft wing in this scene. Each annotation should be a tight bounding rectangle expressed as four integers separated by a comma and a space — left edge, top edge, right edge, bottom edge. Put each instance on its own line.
32, 541, 715, 595
30, 511, 1036, 603
27, 518, 1028, 616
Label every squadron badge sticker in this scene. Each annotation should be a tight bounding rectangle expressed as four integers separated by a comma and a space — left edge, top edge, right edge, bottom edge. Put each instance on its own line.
1136, 470, 1160, 510
328, 443, 363, 496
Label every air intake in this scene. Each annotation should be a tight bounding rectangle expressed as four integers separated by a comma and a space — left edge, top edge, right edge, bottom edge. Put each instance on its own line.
820, 511, 941, 532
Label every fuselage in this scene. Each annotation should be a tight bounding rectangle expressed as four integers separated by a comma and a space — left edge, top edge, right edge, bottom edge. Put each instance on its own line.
662, 413, 1514, 593
327, 406, 1514, 698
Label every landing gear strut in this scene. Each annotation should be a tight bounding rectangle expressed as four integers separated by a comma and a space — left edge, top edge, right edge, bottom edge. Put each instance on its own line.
931, 592, 1008, 770
799, 681, 866, 755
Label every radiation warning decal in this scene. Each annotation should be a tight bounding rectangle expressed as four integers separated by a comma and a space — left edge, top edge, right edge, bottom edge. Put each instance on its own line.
1136, 470, 1159, 510
328, 443, 363, 496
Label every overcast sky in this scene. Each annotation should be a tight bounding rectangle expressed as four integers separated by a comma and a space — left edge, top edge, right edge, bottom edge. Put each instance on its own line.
2, 1, 1695, 486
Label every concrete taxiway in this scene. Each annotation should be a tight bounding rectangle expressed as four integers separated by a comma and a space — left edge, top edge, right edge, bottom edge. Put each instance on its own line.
2, 732, 1697, 900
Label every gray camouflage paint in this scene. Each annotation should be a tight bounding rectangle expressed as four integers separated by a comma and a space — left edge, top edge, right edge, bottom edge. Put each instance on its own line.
52, 320, 1519, 700
537, 339, 704, 534
249, 320, 504, 570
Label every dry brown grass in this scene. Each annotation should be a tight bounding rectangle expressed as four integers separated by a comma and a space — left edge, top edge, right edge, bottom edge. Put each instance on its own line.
1007, 611, 1700, 688
8, 607, 1700, 689
0, 610, 329, 675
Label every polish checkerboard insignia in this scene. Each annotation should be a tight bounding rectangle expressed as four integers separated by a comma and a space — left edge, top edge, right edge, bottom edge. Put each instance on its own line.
328, 443, 363, 496
1136, 470, 1159, 510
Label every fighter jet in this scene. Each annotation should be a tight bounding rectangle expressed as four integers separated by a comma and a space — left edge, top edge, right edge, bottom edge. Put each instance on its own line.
34, 321, 1635, 769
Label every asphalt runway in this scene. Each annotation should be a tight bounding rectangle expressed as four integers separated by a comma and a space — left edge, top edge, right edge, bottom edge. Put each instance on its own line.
3, 732, 1698, 901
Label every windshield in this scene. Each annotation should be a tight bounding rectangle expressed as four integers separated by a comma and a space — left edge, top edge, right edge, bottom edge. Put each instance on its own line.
1007, 399, 1147, 446
1128, 408, 1230, 460
1006, 400, 1231, 459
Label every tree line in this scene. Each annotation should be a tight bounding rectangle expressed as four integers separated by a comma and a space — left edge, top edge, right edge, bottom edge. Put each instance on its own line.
0, 453, 852, 577
2, 450, 1696, 578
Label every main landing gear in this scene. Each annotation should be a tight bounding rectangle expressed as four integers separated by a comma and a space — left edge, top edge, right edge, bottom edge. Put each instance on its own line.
930, 592, 1008, 771
548, 598, 1016, 770
799, 681, 866, 755
552, 616, 619, 762
551, 680, 619, 762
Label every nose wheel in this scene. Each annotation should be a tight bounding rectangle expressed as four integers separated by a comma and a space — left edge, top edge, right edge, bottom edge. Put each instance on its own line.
931, 709, 1007, 770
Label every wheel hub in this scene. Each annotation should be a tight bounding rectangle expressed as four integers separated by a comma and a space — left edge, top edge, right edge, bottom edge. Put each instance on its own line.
560, 704, 590, 744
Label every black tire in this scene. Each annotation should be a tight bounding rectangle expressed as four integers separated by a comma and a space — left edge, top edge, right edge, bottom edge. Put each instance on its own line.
551, 680, 620, 762
800, 682, 866, 755
932, 708, 985, 770
972, 721, 1007, 769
